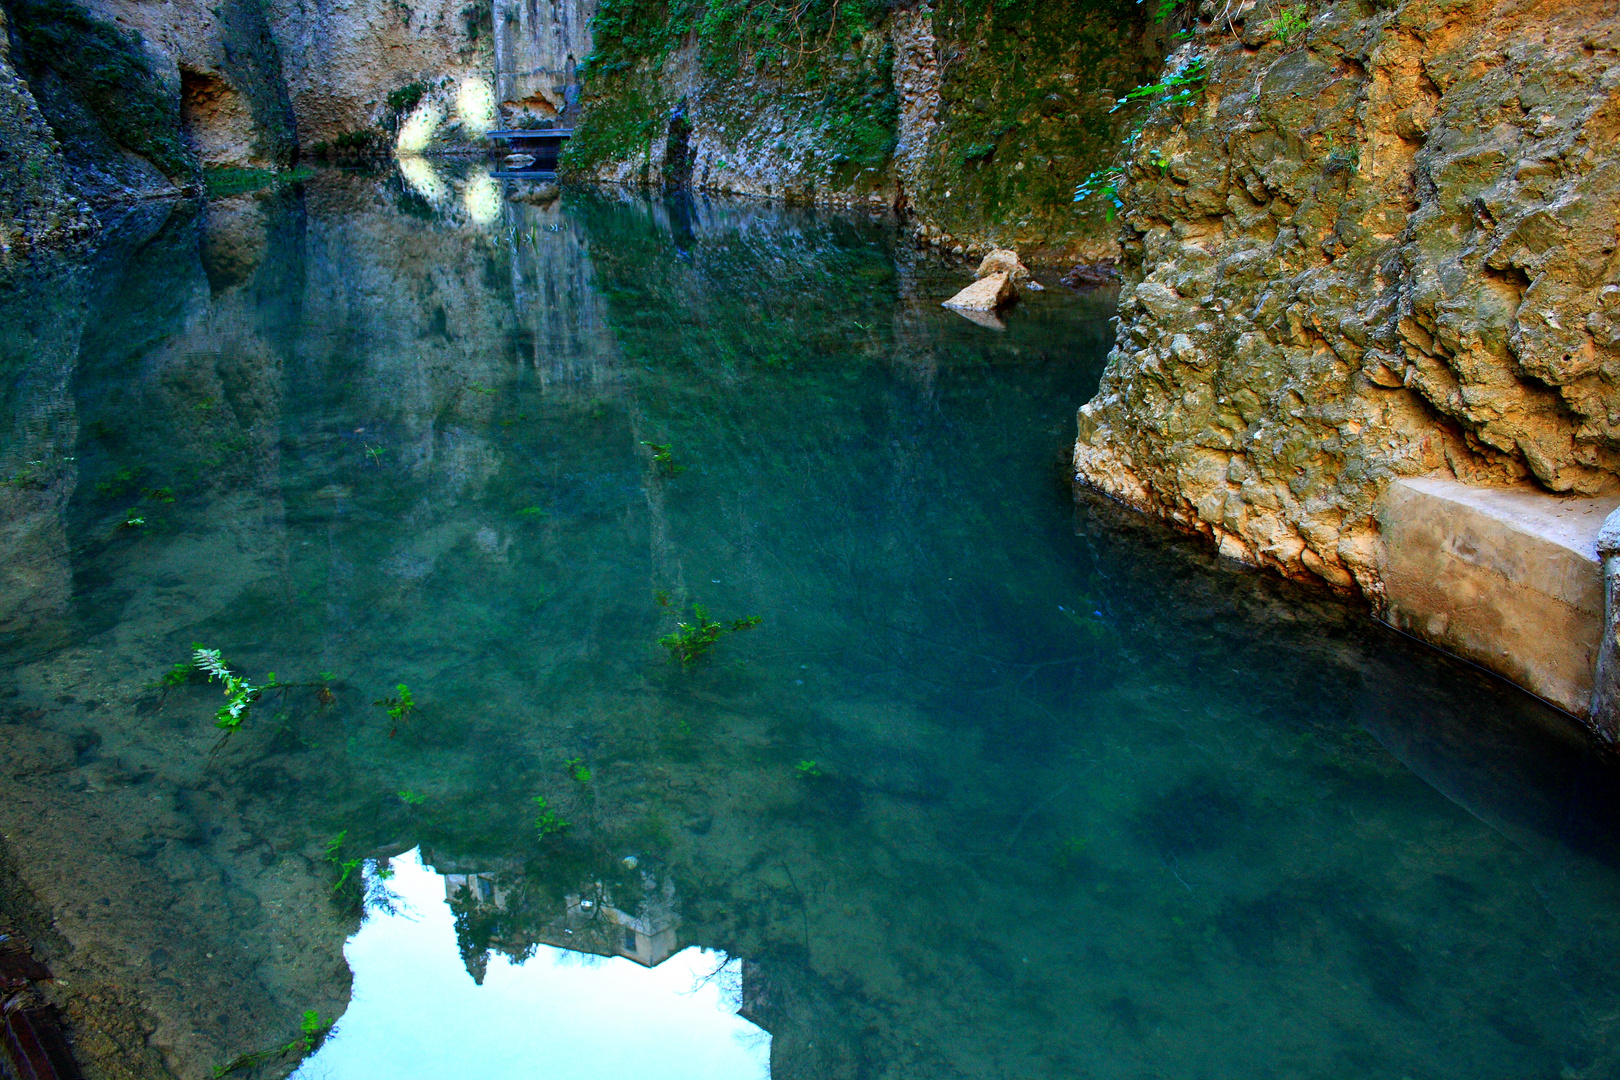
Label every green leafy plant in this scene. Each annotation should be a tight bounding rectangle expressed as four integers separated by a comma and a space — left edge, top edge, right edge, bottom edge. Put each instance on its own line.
533, 795, 570, 837
565, 757, 593, 784
373, 684, 415, 737
386, 81, 427, 115
193, 646, 273, 732
1261, 5, 1310, 48
119, 507, 147, 529
659, 604, 762, 667
213, 1009, 332, 1076
324, 830, 362, 897
640, 441, 686, 477
202, 165, 315, 198
1074, 57, 1208, 217
398, 789, 426, 805
795, 759, 823, 778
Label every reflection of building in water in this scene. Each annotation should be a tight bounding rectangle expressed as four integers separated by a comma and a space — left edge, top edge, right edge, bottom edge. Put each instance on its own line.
443, 866, 681, 970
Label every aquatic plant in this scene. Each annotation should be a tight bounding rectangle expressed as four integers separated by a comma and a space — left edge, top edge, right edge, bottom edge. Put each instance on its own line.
119, 507, 146, 529
194, 646, 272, 732
324, 830, 363, 906
796, 759, 823, 778
398, 789, 426, 805
533, 795, 570, 837
659, 604, 762, 666
213, 1009, 332, 1076
565, 757, 593, 784
155, 662, 192, 689
373, 683, 415, 737
641, 441, 686, 476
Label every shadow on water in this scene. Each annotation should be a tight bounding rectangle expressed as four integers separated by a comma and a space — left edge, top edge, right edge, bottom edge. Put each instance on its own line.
0, 164, 1618, 1080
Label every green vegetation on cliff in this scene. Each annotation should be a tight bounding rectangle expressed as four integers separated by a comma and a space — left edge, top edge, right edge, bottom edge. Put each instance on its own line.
565, 0, 1165, 256
2, 0, 192, 178
566, 0, 897, 188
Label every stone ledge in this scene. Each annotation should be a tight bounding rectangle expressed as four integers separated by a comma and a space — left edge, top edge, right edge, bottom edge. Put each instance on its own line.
1376, 476, 1620, 721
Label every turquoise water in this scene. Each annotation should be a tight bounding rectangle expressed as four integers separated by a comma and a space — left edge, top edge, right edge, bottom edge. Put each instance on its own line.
2, 166, 1619, 1079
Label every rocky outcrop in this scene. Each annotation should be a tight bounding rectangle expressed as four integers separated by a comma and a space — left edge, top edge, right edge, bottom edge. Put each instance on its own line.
1074, 0, 1620, 604
0, 7, 95, 253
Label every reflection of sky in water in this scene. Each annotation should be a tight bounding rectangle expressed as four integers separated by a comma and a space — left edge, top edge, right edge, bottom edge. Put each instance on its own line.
294, 849, 770, 1080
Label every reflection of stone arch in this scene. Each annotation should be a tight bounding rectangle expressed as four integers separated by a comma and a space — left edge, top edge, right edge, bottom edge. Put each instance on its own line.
179, 69, 260, 167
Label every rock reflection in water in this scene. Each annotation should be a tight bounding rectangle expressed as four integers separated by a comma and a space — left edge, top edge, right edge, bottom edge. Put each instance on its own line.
294, 849, 767, 1080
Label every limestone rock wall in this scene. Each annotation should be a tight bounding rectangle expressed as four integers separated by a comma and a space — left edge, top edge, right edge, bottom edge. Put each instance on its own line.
269, 0, 496, 149
493, 0, 593, 121
1074, 0, 1620, 598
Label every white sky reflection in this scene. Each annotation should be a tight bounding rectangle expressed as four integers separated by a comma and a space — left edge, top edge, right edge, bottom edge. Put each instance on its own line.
293, 848, 771, 1080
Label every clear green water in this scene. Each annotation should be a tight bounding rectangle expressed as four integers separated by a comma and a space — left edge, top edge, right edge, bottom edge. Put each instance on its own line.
2, 167, 1619, 1080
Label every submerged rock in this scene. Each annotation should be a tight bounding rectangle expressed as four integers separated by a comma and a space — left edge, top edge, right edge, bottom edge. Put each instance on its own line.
1059, 258, 1118, 290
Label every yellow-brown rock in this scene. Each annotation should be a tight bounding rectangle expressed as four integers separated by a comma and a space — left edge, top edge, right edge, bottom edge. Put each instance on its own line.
943, 270, 1014, 313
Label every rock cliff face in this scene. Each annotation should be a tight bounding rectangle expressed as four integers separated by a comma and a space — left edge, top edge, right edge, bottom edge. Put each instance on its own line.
1074, 0, 1620, 599
560, 0, 1168, 261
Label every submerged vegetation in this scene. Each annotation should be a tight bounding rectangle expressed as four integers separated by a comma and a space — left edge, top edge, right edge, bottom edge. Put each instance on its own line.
213, 1009, 332, 1077
374, 684, 416, 738
640, 441, 686, 476
658, 603, 763, 667
533, 795, 570, 837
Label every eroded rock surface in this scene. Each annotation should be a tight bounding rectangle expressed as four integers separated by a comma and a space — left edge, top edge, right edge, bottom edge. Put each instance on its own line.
1074, 0, 1620, 600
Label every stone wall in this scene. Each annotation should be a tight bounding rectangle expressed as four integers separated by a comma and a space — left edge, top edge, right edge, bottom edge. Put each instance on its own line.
1073, 0, 1620, 602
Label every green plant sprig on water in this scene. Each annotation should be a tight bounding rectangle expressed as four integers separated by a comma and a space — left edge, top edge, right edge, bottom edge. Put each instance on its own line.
213, 1009, 332, 1077
659, 604, 762, 667
640, 441, 686, 477
324, 830, 363, 909
534, 795, 570, 837
165, 648, 339, 741
194, 646, 274, 732
373, 683, 415, 737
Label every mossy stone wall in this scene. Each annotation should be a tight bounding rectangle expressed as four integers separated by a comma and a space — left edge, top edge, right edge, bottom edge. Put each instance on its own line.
562, 0, 1167, 260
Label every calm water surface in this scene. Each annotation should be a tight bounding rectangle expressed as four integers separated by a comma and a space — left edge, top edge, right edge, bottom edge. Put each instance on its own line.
2, 166, 1619, 1080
